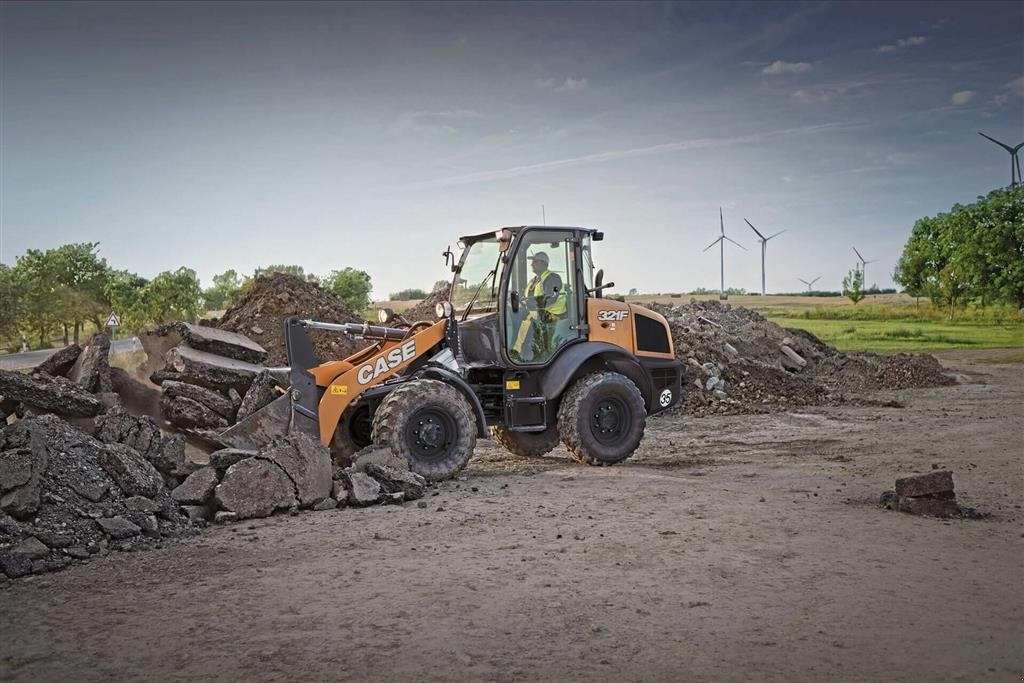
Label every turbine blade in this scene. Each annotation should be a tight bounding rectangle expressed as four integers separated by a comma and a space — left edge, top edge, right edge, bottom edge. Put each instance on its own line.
811, 277, 820, 285
744, 218, 766, 240
724, 236, 747, 250
1013, 143, 1024, 153
703, 237, 723, 252
766, 230, 786, 240
719, 207, 724, 235
978, 131, 1015, 153
798, 278, 810, 285
865, 259, 878, 264
853, 246, 865, 262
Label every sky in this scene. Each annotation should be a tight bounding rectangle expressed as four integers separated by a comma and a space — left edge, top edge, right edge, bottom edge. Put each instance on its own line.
1, 1, 1023, 298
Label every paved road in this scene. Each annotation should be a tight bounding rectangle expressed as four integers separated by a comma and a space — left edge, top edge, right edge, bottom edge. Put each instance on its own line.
0, 337, 141, 371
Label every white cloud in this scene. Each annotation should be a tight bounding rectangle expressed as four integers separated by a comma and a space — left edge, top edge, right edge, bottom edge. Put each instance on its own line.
993, 93, 1010, 106
876, 36, 927, 54
791, 80, 877, 104
388, 109, 481, 135
535, 77, 590, 92
950, 90, 976, 106
762, 60, 813, 76
1006, 76, 1024, 97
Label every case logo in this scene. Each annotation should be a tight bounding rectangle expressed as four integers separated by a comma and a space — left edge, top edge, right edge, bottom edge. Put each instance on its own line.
356, 339, 417, 385
597, 309, 629, 322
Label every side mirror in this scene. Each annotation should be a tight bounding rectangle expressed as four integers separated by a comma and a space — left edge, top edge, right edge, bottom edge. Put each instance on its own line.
510, 290, 520, 313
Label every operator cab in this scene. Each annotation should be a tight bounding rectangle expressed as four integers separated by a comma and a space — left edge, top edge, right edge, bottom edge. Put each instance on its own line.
448, 226, 603, 368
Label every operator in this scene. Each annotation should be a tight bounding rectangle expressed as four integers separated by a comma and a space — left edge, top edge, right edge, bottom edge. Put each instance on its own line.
511, 251, 567, 361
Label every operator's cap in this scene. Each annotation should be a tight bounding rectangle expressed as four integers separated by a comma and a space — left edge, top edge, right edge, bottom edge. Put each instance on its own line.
529, 251, 549, 265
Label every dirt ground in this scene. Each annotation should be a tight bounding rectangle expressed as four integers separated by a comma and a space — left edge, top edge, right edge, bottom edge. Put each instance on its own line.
1, 349, 1021, 682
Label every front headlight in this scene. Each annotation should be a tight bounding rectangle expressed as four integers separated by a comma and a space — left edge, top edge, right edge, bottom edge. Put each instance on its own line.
435, 301, 453, 319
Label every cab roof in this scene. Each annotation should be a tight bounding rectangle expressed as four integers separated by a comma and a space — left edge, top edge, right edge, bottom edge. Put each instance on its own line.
459, 225, 602, 244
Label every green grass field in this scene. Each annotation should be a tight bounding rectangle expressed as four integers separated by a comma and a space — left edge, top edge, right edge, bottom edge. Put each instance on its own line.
770, 317, 1024, 353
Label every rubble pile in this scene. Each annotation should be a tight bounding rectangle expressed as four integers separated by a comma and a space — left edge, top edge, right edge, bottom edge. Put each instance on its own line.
879, 469, 982, 518
215, 273, 365, 365
646, 299, 955, 415
403, 288, 447, 322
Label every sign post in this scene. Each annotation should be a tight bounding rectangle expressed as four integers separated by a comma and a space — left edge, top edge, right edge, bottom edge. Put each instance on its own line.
105, 311, 121, 341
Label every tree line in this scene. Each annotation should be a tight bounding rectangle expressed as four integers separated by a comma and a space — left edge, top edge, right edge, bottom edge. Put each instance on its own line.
0, 244, 374, 352
894, 185, 1023, 319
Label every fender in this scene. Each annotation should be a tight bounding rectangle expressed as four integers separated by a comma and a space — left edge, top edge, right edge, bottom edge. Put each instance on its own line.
538, 341, 653, 410
417, 366, 489, 438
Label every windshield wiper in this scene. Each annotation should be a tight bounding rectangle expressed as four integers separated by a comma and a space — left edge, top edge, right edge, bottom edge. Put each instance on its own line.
461, 268, 496, 321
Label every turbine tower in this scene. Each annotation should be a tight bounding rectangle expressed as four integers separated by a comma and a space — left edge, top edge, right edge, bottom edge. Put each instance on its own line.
798, 276, 821, 293
744, 218, 786, 296
703, 207, 746, 299
852, 247, 876, 289
978, 132, 1023, 187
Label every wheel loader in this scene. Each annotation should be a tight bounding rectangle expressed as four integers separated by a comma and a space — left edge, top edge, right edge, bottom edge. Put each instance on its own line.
219, 226, 683, 480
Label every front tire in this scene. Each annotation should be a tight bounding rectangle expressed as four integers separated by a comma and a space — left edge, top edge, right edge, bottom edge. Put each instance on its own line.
372, 379, 477, 481
330, 404, 374, 467
491, 425, 560, 457
557, 371, 646, 466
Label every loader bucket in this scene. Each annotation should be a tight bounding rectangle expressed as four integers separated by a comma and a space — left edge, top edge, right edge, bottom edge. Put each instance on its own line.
216, 392, 319, 451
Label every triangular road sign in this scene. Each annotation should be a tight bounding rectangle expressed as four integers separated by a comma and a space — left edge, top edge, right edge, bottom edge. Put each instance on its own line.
105, 311, 121, 327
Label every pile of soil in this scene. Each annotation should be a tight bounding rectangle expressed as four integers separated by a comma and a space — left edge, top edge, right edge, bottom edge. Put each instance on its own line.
645, 299, 955, 416
216, 273, 365, 366
402, 288, 448, 322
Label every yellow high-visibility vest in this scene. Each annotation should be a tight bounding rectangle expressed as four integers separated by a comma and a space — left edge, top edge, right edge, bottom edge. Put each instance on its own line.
530, 270, 567, 315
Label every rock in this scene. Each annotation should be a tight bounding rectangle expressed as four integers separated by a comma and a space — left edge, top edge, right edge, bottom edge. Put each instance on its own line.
138, 514, 160, 537
65, 546, 90, 560
97, 443, 164, 498
0, 370, 102, 417
0, 552, 33, 578
166, 345, 264, 393
345, 471, 382, 507
713, 389, 728, 400
704, 376, 718, 391
95, 516, 141, 540
33, 530, 73, 548
161, 395, 229, 430
879, 490, 898, 510
171, 467, 219, 505
180, 505, 214, 523
69, 333, 113, 393
124, 495, 159, 513
214, 458, 296, 519
723, 342, 738, 357
161, 381, 235, 420
176, 322, 268, 364
0, 427, 47, 520
895, 470, 954, 498
365, 463, 426, 501
228, 388, 243, 412
779, 344, 807, 370
256, 433, 332, 508
149, 370, 183, 386
331, 480, 348, 500
209, 448, 256, 471
69, 478, 107, 503
33, 344, 82, 378
235, 370, 281, 422
94, 404, 186, 476
312, 498, 337, 511
898, 496, 962, 518
10, 536, 50, 560
384, 492, 405, 504
349, 446, 410, 473
213, 511, 238, 524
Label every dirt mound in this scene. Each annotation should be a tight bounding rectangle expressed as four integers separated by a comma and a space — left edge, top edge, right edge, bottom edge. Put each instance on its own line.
403, 288, 448, 322
646, 299, 954, 416
217, 273, 365, 365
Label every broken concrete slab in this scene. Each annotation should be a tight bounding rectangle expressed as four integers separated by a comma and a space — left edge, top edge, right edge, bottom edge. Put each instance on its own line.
161, 395, 229, 431
161, 380, 235, 420
214, 457, 296, 519
178, 322, 267, 364
311, 498, 337, 511
895, 470, 954, 498
10, 536, 49, 560
0, 427, 47, 521
166, 345, 263, 394
171, 467, 219, 505
0, 552, 33, 578
365, 463, 426, 501
69, 333, 113, 393
349, 446, 410, 474
180, 504, 214, 523
95, 404, 186, 476
208, 448, 255, 471
0, 370, 102, 418
95, 516, 141, 540
345, 471, 382, 507
235, 370, 281, 422
898, 496, 962, 518
34, 344, 82, 378
97, 443, 165, 499
257, 433, 332, 508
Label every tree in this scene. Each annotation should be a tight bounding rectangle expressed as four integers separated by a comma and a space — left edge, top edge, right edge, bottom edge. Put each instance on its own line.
52, 242, 111, 344
432, 279, 450, 293
322, 267, 372, 311
388, 288, 428, 301
104, 270, 151, 332
13, 248, 63, 348
628, 287, 638, 296
0, 263, 25, 346
146, 267, 203, 324
256, 264, 316, 282
842, 268, 865, 305
203, 269, 247, 311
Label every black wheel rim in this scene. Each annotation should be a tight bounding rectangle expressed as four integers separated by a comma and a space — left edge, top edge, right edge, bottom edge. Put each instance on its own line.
590, 396, 630, 445
405, 407, 457, 461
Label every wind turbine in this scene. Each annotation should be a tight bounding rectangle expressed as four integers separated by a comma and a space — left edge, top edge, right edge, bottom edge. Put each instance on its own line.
852, 247, 876, 289
703, 207, 746, 299
978, 132, 1023, 187
744, 218, 786, 296
798, 276, 821, 293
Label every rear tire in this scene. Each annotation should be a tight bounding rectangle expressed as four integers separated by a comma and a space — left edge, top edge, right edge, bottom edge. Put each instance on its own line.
372, 379, 477, 481
491, 425, 560, 458
330, 404, 373, 467
557, 371, 646, 466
